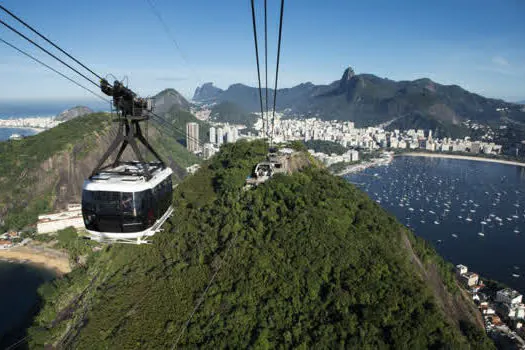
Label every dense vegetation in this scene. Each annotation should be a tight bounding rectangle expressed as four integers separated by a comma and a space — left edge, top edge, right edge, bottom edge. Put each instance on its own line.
386, 112, 470, 139
26, 140, 493, 349
304, 139, 348, 155
0, 113, 111, 230
210, 101, 258, 128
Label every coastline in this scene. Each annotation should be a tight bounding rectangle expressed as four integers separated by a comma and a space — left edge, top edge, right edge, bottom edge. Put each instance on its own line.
334, 152, 394, 176
0, 246, 71, 275
399, 152, 525, 167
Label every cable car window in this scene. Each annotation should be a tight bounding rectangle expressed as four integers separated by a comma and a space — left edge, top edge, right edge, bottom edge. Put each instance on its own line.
133, 191, 150, 215
121, 192, 133, 213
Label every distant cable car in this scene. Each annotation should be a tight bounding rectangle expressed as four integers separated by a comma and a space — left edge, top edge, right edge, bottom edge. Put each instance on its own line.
81, 79, 173, 244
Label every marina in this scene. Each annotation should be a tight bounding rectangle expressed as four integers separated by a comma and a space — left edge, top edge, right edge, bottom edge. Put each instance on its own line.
346, 155, 525, 293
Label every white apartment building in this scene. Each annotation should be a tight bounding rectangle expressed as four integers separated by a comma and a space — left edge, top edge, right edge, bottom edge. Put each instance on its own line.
37, 204, 84, 234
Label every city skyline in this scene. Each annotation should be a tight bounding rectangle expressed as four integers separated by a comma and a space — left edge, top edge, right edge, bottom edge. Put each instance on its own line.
0, 0, 523, 103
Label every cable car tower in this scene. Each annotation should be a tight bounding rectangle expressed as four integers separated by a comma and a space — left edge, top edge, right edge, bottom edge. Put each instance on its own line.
81, 79, 174, 244
92, 79, 163, 178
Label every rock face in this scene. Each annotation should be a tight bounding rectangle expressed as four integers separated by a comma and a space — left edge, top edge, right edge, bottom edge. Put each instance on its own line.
55, 106, 93, 122
192, 82, 223, 102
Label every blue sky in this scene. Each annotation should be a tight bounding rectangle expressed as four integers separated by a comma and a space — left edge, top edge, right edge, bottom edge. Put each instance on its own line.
0, 0, 524, 103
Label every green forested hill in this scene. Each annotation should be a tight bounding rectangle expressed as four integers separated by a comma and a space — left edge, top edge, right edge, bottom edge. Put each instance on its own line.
0, 113, 198, 231
26, 140, 493, 349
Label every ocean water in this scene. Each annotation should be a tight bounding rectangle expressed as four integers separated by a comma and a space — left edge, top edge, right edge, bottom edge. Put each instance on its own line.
0, 262, 56, 346
0, 128, 37, 142
346, 156, 525, 294
0, 99, 109, 119
0, 99, 110, 142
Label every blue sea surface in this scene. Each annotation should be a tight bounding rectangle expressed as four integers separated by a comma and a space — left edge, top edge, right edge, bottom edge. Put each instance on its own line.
0, 262, 56, 346
0, 99, 109, 119
0, 128, 37, 142
346, 156, 525, 294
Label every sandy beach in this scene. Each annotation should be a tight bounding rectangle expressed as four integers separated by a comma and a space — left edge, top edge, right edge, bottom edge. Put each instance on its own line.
0, 246, 71, 274
399, 152, 525, 167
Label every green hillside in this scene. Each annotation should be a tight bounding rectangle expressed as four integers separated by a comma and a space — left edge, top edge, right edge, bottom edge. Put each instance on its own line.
163, 107, 211, 144
0, 113, 198, 231
210, 101, 258, 128
25, 140, 493, 349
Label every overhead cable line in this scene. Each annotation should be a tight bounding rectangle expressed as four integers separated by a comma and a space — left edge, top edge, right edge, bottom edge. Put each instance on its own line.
149, 112, 204, 149
0, 19, 101, 88
150, 112, 203, 147
0, 37, 109, 103
264, 0, 269, 139
0, 4, 105, 82
250, 0, 265, 134
144, 0, 202, 83
271, 0, 285, 146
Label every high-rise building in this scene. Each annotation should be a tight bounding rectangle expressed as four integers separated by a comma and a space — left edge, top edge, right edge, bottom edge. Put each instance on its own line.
209, 126, 216, 144
231, 127, 237, 143
226, 126, 237, 143
186, 122, 199, 153
217, 127, 224, 146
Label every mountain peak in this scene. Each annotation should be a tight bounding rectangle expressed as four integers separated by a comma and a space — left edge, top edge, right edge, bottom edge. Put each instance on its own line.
153, 88, 190, 114
193, 82, 223, 102
55, 106, 93, 122
341, 66, 356, 82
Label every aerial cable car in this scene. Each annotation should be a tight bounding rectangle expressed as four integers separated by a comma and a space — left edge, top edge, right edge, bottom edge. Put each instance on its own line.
81, 79, 173, 244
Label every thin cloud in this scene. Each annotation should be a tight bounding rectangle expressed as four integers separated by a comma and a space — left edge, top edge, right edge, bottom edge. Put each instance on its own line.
492, 56, 509, 67
156, 76, 188, 82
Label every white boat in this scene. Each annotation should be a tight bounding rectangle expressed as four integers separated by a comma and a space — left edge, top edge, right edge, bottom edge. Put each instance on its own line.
466, 217, 472, 222
429, 210, 435, 214
512, 274, 520, 278
434, 221, 440, 225
408, 207, 414, 212
452, 234, 458, 238
478, 232, 485, 237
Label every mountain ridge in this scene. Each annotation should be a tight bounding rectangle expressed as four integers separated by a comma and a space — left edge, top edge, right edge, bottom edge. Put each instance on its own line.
193, 67, 525, 128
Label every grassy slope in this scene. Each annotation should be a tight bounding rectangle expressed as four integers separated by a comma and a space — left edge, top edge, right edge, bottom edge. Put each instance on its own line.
27, 140, 493, 349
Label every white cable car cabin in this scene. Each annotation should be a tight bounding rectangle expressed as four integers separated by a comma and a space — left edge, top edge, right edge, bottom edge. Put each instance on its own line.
82, 162, 173, 244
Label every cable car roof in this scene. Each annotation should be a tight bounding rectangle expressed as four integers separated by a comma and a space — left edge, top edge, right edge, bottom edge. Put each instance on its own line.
84, 163, 172, 193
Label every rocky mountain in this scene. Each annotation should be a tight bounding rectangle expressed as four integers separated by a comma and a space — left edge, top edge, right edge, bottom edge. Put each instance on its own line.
193, 67, 525, 128
55, 106, 93, 122
27, 140, 494, 349
153, 88, 190, 116
192, 82, 223, 102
